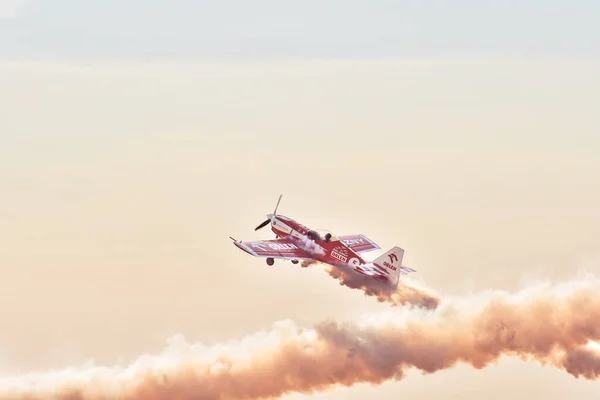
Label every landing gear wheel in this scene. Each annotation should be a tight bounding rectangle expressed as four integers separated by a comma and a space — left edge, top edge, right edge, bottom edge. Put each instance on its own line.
266, 257, 274, 266
291, 259, 299, 264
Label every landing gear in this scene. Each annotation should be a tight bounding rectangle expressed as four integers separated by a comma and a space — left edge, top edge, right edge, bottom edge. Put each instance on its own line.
291, 259, 299, 264
266, 257, 274, 266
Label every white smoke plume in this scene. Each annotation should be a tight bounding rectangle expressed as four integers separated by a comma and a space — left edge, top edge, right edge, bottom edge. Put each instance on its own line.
2, 276, 600, 399
295, 236, 326, 257
294, 235, 439, 308
301, 260, 440, 309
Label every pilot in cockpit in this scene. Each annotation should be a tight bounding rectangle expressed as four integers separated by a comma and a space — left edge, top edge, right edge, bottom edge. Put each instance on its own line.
307, 230, 321, 241
324, 233, 332, 242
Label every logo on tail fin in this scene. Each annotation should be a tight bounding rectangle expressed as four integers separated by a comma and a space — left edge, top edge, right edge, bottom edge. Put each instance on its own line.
383, 262, 397, 271
388, 253, 398, 263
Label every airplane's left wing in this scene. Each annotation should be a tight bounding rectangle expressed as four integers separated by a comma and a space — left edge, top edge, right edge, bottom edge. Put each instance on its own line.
338, 234, 381, 253
231, 238, 313, 260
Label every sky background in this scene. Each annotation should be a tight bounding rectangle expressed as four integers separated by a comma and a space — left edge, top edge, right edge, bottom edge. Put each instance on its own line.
1, 1, 600, 399
1, 0, 599, 59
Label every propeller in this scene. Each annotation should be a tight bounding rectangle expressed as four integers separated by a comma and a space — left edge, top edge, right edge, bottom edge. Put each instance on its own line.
273, 194, 282, 215
254, 194, 282, 231
255, 218, 270, 231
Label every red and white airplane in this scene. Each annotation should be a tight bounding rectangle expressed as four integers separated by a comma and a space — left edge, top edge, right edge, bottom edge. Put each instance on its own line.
230, 195, 416, 288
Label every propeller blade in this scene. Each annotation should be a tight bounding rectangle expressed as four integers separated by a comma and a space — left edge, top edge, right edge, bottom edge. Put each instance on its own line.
255, 218, 271, 231
273, 194, 282, 216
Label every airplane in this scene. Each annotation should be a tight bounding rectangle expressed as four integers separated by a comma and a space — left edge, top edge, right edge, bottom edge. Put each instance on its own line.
230, 195, 416, 288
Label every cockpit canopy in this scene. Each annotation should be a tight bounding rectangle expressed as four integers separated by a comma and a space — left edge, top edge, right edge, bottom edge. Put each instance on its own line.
306, 229, 339, 242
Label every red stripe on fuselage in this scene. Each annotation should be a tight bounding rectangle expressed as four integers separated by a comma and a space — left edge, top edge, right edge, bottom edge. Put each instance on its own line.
373, 263, 389, 275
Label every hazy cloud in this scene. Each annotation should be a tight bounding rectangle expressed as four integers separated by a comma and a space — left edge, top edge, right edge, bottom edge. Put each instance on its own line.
1, 276, 600, 399
0, 0, 27, 19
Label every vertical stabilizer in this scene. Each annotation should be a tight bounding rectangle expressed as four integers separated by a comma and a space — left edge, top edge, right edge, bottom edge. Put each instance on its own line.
372, 246, 405, 287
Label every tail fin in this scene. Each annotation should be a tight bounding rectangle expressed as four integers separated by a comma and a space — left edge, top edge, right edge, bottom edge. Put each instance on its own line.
372, 246, 409, 287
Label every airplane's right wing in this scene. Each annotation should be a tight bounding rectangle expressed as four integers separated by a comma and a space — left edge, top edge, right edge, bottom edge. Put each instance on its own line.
231, 238, 313, 260
338, 234, 381, 253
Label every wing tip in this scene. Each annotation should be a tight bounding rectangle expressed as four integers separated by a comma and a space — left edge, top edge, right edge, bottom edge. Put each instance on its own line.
400, 265, 416, 273
232, 240, 260, 257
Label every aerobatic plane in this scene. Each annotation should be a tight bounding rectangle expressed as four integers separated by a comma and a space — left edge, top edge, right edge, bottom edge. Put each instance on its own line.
230, 195, 416, 288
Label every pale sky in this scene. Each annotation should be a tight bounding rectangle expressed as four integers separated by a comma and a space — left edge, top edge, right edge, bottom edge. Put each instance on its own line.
1, 2, 600, 399
0, 0, 599, 59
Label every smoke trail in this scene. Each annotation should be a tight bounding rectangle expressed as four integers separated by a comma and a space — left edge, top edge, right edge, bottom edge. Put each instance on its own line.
2, 276, 600, 400
295, 236, 326, 257
301, 260, 439, 309
294, 236, 439, 309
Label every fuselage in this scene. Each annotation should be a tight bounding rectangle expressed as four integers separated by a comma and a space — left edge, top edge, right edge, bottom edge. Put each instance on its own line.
233, 195, 409, 285
267, 213, 368, 268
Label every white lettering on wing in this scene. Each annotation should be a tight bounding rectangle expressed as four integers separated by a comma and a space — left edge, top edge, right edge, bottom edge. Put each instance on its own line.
268, 243, 298, 251
251, 242, 267, 251
342, 238, 366, 246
